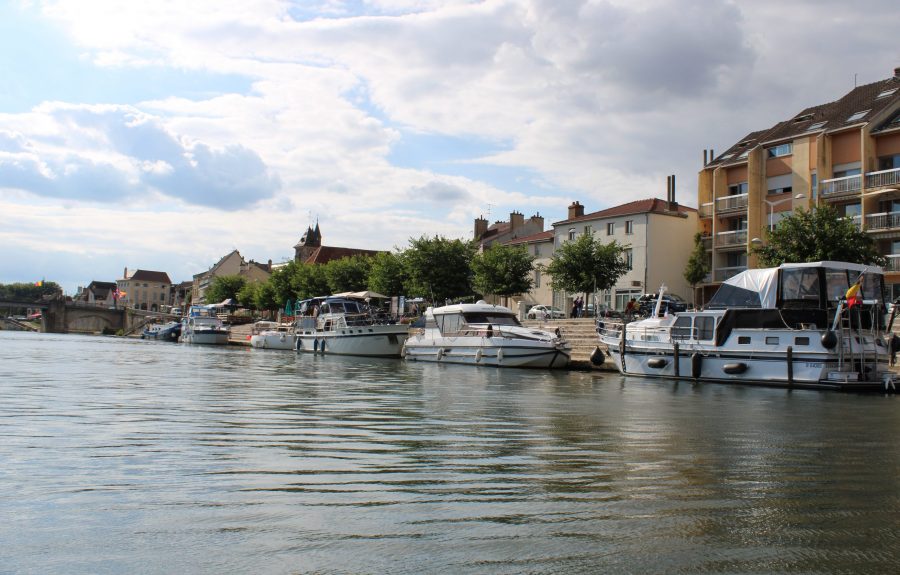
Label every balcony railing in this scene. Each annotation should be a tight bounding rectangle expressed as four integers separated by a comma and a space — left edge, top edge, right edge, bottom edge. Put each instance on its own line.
715, 193, 748, 213
699, 202, 714, 218
864, 211, 900, 232
714, 266, 747, 282
714, 229, 748, 247
701, 235, 712, 251
865, 167, 900, 190
821, 174, 862, 196
885, 254, 900, 272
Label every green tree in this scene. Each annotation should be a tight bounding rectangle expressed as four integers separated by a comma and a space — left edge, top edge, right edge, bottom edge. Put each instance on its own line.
752, 204, 887, 267
368, 251, 407, 296
683, 233, 710, 307
543, 234, 631, 300
403, 235, 477, 304
471, 244, 534, 299
291, 262, 330, 300
204, 275, 246, 304
324, 255, 372, 293
0, 281, 63, 301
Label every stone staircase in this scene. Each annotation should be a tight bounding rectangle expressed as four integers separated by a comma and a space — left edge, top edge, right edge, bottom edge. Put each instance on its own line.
522, 317, 606, 364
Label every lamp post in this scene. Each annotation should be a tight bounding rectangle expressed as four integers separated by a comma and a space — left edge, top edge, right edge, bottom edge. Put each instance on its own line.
764, 193, 806, 231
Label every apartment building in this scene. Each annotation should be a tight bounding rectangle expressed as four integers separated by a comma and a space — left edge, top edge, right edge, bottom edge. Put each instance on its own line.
551, 196, 698, 311
118, 269, 172, 312
698, 66, 900, 300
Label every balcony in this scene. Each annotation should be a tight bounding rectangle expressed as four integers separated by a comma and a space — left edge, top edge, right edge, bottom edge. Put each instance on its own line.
714, 266, 747, 282
821, 174, 862, 197
714, 229, 748, 248
701, 235, 712, 251
865, 167, 900, 190
715, 193, 748, 214
885, 254, 900, 272
699, 202, 714, 218
864, 211, 900, 233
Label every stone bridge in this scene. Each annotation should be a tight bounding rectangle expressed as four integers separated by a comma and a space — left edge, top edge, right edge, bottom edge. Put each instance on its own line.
1, 298, 172, 334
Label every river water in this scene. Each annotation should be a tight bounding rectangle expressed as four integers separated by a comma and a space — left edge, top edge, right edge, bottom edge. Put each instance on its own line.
2, 331, 900, 574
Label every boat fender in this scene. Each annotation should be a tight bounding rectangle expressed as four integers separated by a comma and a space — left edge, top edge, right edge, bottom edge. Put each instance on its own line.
436, 348, 443, 360
821, 330, 837, 349
691, 352, 702, 379
400, 345, 407, 358
647, 357, 668, 369
497, 348, 504, 362
590, 346, 605, 366
280, 334, 286, 342
555, 327, 561, 338
475, 349, 483, 362
723, 362, 747, 374
313, 339, 319, 353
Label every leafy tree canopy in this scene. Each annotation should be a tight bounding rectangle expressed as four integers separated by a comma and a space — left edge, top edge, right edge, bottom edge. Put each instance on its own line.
325, 255, 373, 294
204, 275, 246, 305
368, 251, 407, 297
291, 262, 330, 301
752, 205, 887, 268
403, 235, 477, 304
543, 234, 631, 296
683, 232, 710, 306
0, 282, 63, 301
471, 244, 535, 297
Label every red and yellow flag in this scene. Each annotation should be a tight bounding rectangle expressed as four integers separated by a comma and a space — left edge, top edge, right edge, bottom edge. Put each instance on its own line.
845, 279, 862, 308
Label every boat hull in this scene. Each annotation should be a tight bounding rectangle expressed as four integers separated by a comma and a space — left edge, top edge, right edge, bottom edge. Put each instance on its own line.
250, 332, 296, 350
403, 337, 571, 369
296, 325, 409, 357
182, 330, 230, 345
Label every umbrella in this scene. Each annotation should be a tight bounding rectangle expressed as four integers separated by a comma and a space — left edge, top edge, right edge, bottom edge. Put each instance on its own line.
284, 299, 294, 316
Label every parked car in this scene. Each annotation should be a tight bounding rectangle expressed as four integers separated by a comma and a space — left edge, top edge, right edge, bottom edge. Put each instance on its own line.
636, 293, 688, 317
591, 304, 622, 318
526, 305, 566, 319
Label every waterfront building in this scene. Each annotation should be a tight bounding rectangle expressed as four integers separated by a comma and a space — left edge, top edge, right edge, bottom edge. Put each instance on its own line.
698, 65, 900, 302
474, 211, 546, 251
73, 281, 117, 307
550, 195, 698, 312
118, 269, 173, 312
191, 250, 271, 304
293, 223, 381, 265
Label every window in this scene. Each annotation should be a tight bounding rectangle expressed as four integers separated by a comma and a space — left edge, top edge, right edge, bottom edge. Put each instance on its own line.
534, 270, 541, 289
624, 248, 633, 270
879, 154, 900, 171
607, 222, 614, 235
767, 174, 793, 195
877, 88, 898, 99
810, 171, 817, 201
584, 225, 592, 236
534, 244, 541, 257
846, 110, 870, 123
696, 316, 715, 341
625, 220, 633, 235
767, 143, 792, 158
807, 121, 827, 131
568, 228, 576, 241
728, 182, 748, 195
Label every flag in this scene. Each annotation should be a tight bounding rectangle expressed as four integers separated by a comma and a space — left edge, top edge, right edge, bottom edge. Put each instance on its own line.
34, 280, 43, 287
845, 278, 862, 308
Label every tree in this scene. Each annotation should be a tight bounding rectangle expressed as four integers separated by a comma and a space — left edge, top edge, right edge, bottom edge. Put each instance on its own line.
324, 255, 372, 294
0, 281, 63, 301
368, 251, 407, 296
683, 233, 710, 307
402, 235, 477, 304
204, 275, 246, 304
471, 244, 534, 300
291, 262, 330, 301
543, 234, 631, 300
752, 205, 887, 267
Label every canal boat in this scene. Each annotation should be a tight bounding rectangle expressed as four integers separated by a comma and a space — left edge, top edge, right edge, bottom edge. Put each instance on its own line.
597, 261, 897, 391
249, 320, 295, 350
294, 296, 409, 357
403, 300, 571, 368
141, 320, 182, 341
181, 305, 230, 345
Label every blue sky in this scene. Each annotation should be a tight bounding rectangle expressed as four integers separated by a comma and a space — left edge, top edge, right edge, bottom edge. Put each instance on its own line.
1, 0, 899, 293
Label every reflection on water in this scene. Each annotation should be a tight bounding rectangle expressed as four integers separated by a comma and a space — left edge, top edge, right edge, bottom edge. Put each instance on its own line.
2, 331, 900, 574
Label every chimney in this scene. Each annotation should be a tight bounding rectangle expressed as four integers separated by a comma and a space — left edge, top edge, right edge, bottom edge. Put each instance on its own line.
474, 215, 489, 239
568, 201, 585, 220
894, 66, 900, 79
703, 149, 708, 166
123, 267, 128, 280
267, 259, 273, 271
530, 213, 544, 231
667, 174, 678, 211
509, 211, 524, 231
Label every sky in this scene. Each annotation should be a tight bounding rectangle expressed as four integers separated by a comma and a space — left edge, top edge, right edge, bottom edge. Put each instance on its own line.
1, 0, 899, 293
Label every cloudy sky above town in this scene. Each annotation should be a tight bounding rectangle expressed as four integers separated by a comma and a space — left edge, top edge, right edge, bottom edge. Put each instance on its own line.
1, 0, 898, 292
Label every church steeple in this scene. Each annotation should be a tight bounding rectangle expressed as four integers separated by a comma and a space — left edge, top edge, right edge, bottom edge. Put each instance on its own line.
294, 221, 322, 261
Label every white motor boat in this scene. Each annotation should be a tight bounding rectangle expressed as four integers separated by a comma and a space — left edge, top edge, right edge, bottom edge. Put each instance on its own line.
249, 320, 295, 350
295, 296, 409, 357
597, 261, 897, 391
181, 305, 230, 345
403, 300, 570, 368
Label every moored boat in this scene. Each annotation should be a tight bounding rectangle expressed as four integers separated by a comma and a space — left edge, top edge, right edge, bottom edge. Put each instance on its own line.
141, 320, 182, 341
403, 300, 570, 368
249, 320, 295, 350
597, 261, 897, 391
181, 305, 230, 345
294, 296, 409, 357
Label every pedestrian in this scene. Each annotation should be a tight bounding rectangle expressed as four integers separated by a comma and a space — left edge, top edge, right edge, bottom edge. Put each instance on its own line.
625, 298, 636, 322
570, 299, 578, 319
576, 296, 583, 318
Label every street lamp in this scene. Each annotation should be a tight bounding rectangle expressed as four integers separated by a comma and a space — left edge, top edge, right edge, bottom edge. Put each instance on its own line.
764, 193, 806, 231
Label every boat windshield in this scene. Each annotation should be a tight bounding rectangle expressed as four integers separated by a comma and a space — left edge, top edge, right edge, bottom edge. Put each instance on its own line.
706, 284, 762, 308
462, 312, 520, 326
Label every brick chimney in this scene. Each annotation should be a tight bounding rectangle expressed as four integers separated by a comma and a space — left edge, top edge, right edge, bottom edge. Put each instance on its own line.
509, 211, 524, 231
529, 213, 544, 231
568, 201, 584, 220
474, 215, 489, 239
895, 66, 900, 79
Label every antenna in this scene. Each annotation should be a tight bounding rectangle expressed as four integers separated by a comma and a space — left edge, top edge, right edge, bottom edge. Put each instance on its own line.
854, 73, 858, 87
486, 203, 493, 220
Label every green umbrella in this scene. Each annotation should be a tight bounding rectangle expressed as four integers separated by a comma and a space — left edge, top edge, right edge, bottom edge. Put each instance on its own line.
284, 299, 294, 316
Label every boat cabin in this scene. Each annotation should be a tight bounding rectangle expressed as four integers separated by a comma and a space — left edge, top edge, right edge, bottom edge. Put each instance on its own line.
425, 302, 521, 336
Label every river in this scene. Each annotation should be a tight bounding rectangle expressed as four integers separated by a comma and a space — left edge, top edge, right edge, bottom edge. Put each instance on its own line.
2, 331, 900, 574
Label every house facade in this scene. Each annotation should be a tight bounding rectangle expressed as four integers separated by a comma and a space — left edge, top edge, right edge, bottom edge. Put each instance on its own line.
192, 250, 272, 304
551, 197, 698, 312
118, 269, 173, 311
474, 211, 545, 250
698, 65, 900, 301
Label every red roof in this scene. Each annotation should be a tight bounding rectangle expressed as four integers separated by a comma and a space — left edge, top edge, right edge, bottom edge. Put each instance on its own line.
554, 198, 696, 226
503, 230, 554, 245
302, 246, 381, 265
